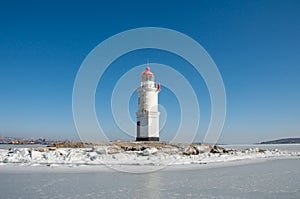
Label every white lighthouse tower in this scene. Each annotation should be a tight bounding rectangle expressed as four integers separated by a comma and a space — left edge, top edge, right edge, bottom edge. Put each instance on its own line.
136, 66, 160, 141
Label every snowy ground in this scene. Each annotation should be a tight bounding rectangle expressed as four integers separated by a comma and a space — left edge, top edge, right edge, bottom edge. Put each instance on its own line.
0, 144, 299, 169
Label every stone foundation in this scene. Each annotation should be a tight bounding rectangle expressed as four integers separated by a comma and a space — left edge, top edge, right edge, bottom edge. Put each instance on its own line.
136, 137, 159, 141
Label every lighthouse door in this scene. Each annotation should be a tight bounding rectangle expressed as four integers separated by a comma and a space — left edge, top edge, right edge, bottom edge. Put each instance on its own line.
137, 121, 141, 137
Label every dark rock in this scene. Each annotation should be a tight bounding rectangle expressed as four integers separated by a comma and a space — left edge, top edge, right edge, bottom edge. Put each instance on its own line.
258, 149, 266, 153
210, 145, 225, 153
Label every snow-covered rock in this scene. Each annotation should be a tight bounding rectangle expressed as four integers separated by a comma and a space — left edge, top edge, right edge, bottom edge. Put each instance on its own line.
182, 146, 199, 155
195, 145, 210, 153
141, 148, 158, 156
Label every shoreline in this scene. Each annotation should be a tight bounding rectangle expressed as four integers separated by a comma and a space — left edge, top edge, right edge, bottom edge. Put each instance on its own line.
0, 156, 299, 174
1, 143, 299, 173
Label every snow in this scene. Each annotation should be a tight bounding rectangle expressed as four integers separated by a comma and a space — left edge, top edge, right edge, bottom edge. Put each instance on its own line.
0, 145, 299, 167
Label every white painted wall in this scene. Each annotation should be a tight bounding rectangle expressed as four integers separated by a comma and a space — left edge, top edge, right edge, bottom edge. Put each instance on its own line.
136, 78, 160, 139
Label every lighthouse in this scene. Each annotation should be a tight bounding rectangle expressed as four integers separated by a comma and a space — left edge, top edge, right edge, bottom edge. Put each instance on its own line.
136, 66, 160, 141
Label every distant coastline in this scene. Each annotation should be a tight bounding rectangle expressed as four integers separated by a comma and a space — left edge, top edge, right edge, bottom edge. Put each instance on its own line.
0, 136, 61, 145
2, 136, 300, 146
260, 138, 300, 144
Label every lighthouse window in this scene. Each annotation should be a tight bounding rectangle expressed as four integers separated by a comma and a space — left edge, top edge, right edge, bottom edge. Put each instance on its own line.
143, 76, 154, 81
137, 121, 140, 126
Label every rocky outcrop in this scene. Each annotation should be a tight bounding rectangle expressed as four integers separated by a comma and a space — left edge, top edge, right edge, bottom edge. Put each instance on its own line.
51, 142, 85, 148
47, 141, 228, 156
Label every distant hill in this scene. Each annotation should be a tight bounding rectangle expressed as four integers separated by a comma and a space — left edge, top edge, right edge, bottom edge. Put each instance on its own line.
260, 138, 300, 144
0, 136, 61, 145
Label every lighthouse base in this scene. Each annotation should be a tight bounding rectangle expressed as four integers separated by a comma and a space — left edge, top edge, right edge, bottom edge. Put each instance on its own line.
136, 137, 159, 141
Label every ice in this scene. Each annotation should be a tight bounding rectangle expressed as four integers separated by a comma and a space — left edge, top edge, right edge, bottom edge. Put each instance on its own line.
1, 158, 299, 199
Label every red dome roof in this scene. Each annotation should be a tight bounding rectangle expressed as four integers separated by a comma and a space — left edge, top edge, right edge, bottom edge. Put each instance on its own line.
141, 66, 154, 76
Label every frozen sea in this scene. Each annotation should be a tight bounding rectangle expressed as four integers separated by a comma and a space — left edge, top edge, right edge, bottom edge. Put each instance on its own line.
0, 144, 299, 199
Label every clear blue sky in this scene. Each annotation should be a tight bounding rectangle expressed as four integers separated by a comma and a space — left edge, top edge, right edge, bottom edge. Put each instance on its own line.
0, 0, 299, 143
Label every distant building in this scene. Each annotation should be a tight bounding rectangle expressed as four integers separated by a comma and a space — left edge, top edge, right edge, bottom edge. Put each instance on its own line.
136, 66, 160, 141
